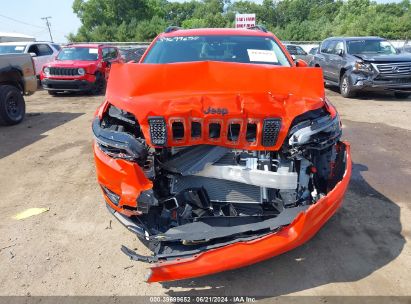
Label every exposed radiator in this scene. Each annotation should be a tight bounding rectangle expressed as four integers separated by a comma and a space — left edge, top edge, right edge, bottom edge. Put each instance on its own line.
170, 176, 261, 204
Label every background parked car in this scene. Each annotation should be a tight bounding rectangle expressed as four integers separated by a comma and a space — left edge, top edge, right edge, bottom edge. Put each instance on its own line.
0, 41, 60, 76
284, 43, 311, 63
401, 41, 411, 54
119, 46, 148, 62
40, 44, 122, 95
309, 47, 318, 55
311, 36, 411, 98
0, 53, 37, 125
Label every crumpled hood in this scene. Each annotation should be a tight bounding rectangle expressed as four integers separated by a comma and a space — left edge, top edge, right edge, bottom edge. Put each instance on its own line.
353, 53, 411, 63
105, 61, 326, 150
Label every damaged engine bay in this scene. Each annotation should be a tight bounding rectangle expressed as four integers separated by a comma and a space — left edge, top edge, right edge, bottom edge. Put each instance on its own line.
93, 103, 346, 262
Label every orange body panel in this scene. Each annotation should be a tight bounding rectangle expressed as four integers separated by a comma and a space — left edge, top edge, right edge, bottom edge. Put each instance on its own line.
147, 143, 351, 282
104, 61, 325, 150
94, 143, 152, 212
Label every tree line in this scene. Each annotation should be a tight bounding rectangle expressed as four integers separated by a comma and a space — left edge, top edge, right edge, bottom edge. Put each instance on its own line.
68, 0, 411, 42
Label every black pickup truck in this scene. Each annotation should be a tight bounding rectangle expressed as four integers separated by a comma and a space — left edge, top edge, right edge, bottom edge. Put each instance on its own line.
311, 36, 411, 98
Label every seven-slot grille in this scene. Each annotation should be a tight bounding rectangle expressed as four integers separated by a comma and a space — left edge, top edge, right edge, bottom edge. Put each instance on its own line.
148, 117, 167, 146
374, 62, 411, 78
152, 117, 282, 147
49, 67, 80, 76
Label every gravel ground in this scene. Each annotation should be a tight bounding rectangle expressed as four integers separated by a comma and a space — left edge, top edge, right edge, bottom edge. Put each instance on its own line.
0, 89, 410, 298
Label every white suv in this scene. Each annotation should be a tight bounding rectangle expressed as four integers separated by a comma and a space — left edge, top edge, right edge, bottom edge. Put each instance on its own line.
0, 41, 60, 76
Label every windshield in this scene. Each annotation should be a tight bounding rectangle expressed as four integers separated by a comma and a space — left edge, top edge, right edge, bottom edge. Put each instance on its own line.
0, 45, 26, 54
57, 47, 99, 61
347, 39, 397, 55
143, 35, 290, 66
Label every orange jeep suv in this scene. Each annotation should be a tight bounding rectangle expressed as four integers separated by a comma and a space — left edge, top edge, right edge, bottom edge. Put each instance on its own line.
92, 26, 351, 282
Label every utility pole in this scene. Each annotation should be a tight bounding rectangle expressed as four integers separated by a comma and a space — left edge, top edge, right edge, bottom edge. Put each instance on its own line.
41, 16, 53, 42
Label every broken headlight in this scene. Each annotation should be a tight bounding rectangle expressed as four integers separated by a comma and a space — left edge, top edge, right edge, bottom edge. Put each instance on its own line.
93, 104, 148, 164
354, 61, 373, 74
287, 108, 342, 150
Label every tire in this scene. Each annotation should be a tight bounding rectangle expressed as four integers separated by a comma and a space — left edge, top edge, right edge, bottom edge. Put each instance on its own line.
394, 92, 410, 99
340, 73, 356, 98
0, 85, 26, 126
90, 72, 106, 95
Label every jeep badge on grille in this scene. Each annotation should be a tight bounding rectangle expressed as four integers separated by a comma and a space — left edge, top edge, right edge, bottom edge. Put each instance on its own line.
203, 107, 228, 115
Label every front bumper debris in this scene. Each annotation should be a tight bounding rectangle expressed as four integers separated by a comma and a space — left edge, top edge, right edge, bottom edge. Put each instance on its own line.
349, 73, 411, 92
111, 142, 351, 283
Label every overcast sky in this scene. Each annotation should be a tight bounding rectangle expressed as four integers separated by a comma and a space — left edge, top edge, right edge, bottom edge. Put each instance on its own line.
0, 0, 403, 43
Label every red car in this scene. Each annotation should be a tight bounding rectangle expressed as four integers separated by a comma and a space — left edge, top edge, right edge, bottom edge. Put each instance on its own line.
40, 44, 122, 95
92, 27, 351, 282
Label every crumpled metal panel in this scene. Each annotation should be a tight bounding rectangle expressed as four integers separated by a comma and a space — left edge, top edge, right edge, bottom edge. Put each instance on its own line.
104, 61, 325, 150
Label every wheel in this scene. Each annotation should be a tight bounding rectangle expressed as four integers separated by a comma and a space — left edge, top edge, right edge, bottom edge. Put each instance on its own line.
340, 73, 356, 98
90, 73, 106, 95
0, 85, 26, 126
394, 92, 410, 99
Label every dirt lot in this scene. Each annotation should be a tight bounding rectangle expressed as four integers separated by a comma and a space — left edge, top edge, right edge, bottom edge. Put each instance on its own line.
0, 89, 410, 298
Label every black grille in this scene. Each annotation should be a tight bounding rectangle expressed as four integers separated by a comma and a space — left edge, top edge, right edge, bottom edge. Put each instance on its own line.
47, 81, 80, 90
246, 123, 257, 142
148, 117, 167, 146
262, 118, 281, 147
172, 121, 184, 140
374, 77, 411, 84
227, 123, 241, 141
191, 121, 202, 138
49, 67, 79, 76
209, 123, 221, 139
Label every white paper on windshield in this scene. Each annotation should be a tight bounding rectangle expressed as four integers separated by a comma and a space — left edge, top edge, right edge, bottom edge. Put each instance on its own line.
89, 48, 98, 54
247, 49, 278, 63
15, 46, 25, 51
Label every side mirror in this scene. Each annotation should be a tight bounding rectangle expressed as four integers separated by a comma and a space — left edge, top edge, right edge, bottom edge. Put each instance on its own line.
291, 55, 296, 61
337, 49, 344, 56
29, 52, 37, 57
295, 59, 308, 67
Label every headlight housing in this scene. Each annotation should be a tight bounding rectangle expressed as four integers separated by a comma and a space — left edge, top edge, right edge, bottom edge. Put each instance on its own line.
286, 107, 342, 151
93, 104, 147, 164
353, 61, 373, 73
43, 67, 50, 76
78, 68, 85, 76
